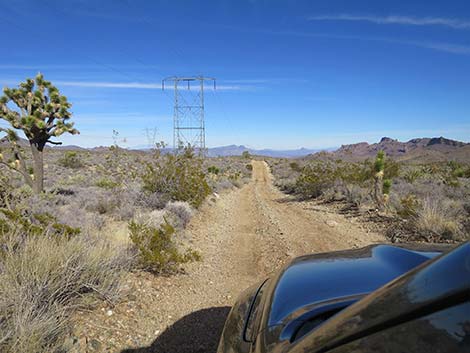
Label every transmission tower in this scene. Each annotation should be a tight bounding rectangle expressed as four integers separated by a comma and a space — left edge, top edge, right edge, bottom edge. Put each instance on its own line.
162, 76, 216, 151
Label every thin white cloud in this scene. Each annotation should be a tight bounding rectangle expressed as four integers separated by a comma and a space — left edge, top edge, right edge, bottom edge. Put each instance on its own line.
250, 28, 470, 56
308, 14, 470, 29
56, 81, 161, 89
412, 41, 470, 55
54, 80, 245, 90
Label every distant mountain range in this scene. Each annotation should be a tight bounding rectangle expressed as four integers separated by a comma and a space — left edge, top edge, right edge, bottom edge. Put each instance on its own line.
2, 136, 468, 162
204, 145, 331, 158
126, 144, 330, 157
309, 137, 470, 163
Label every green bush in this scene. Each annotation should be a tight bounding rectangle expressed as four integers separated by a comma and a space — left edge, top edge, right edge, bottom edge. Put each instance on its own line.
141, 147, 211, 208
0, 208, 80, 242
295, 163, 337, 199
207, 165, 220, 175
129, 220, 201, 273
58, 151, 83, 169
289, 162, 301, 172
95, 177, 120, 189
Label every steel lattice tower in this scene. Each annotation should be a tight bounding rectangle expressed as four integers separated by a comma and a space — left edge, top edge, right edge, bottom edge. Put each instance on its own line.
162, 76, 216, 150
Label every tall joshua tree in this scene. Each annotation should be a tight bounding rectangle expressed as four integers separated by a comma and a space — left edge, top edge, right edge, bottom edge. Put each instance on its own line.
0, 74, 79, 193
373, 150, 393, 210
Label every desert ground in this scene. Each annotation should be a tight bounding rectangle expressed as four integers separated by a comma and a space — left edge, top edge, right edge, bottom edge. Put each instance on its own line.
1, 141, 468, 353
70, 160, 384, 352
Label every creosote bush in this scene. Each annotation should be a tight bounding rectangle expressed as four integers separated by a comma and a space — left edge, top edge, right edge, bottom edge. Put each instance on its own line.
141, 147, 211, 208
129, 220, 201, 273
207, 165, 220, 175
58, 151, 83, 169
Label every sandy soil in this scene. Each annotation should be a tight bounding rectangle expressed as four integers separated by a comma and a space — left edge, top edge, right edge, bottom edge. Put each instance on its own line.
71, 160, 385, 353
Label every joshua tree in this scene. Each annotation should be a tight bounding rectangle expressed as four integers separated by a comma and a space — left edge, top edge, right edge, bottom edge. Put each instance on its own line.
0, 74, 78, 193
373, 150, 392, 210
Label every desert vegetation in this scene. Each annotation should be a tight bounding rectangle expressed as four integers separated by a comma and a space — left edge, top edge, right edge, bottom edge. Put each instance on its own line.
0, 145, 252, 351
269, 153, 470, 243
0, 74, 254, 353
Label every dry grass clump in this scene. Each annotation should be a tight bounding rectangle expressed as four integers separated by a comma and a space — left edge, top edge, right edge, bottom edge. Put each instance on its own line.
0, 231, 133, 353
413, 197, 464, 240
133, 209, 167, 229
165, 201, 193, 229
132, 201, 193, 234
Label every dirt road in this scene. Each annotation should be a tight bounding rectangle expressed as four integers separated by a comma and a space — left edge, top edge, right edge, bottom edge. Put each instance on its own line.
74, 160, 385, 353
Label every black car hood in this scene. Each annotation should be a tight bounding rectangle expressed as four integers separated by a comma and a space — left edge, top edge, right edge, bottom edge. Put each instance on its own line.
268, 244, 444, 327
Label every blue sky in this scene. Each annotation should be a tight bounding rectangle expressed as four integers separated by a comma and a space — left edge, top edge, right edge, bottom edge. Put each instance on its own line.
0, 0, 469, 149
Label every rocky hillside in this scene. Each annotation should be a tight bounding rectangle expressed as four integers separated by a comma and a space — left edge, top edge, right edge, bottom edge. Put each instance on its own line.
310, 137, 470, 163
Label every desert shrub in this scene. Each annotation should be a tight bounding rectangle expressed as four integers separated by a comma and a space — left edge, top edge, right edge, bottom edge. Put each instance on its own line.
397, 194, 420, 218
403, 168, 424, 183
57, 205, 106, 232
207, 166, 220, 175
0, 226, 133, 352
276, 178, 297, 194
141, 147, 211, 208
57, 151, 83, 169
0, 208, 81, 241
242, 151, 251, 159
343, 184, 370, 206
129, 220, 200, 273
0, 173, 14, 209
84, 193, 118, 214
337, 162, 373, 185
289, 162, 301, 172
95, 177, 120, 189
413, 197, 464, 240
383, 158, 400, 179
295, 163, 338, 199
136, 191, 168, 210
133, 209, 167, 229
213, 178, 235, 192
76, 186, 138, 220
246, 163, 253, 171
60, 174, 86, 187
165, 201, 193, 229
